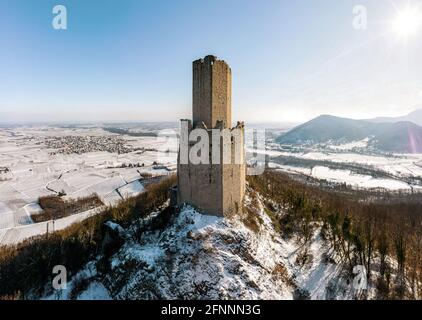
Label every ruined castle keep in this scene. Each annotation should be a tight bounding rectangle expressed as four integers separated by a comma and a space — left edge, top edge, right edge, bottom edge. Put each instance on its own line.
177, 55, 246, 216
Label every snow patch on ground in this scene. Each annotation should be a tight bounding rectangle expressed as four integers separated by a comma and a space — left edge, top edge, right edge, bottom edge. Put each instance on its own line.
328, 138, 369, 151
117, 180, 145, 199
310, 166, 411, 190
77, 282, 112, 300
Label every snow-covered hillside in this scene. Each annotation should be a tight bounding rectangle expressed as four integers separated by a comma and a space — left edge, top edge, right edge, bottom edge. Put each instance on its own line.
43, 198, 354, 300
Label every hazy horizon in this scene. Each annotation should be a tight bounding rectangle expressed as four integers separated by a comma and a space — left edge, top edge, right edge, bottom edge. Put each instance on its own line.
0, 107, 421, 127
2, 0, 422, 123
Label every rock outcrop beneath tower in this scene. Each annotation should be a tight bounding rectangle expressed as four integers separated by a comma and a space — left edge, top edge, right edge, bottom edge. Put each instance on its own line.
177, 55, 246, 216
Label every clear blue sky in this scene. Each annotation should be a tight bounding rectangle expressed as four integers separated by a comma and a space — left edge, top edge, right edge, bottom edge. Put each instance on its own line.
1, 0, 422, 123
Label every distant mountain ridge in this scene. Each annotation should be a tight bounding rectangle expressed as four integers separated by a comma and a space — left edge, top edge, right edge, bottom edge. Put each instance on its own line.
367, 109, 422, 127
277, 114, 422, 153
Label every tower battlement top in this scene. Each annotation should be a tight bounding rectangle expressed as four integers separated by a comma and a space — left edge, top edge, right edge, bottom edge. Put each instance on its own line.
193, 55, 230, 69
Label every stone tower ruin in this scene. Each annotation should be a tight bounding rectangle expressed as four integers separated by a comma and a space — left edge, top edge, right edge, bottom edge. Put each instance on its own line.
177, 55, 246, 216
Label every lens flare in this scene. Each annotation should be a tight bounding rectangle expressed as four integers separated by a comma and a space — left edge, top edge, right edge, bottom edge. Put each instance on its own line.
393, 6, 422, 38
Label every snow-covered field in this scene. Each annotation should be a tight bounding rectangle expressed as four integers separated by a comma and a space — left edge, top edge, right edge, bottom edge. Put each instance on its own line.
299, 151, 422, 178
310, 166, 413, 190
255, 140, 422, 191
327, 138, 370, 151
0, 126, 177, 237
0, 207, 102, 245
269, 163, 421, 191
253, 147, 422, 179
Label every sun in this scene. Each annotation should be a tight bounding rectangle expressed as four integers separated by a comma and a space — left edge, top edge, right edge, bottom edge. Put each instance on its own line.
393, 6, 422, 38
